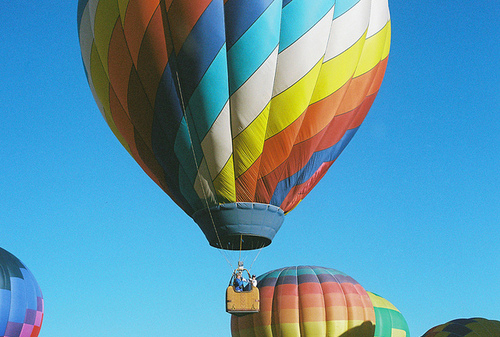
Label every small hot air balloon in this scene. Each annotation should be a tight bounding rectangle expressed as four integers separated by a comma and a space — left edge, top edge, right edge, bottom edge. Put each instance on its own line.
422, 318, 500, 337
230, 266, 376, 337
77, 0, 391, 250
368, 292, 410, 337
0, 247, 44, 337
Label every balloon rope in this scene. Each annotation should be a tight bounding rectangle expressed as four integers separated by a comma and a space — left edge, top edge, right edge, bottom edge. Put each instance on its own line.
248, 246, 263, 274
239, 234, 242, 263
159, 1, 232, 271
174, 69, 232, 270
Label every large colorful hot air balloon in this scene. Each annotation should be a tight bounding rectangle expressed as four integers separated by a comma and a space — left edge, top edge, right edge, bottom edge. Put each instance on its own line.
422, 318, 500, 337
230, 266, 377, 337
368, 292, 410, 337
0, 248, 44, 337
77, 0, 391, 250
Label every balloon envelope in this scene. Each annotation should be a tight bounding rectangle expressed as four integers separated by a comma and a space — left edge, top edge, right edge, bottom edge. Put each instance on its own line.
231, 266, 376, 337
422, 318, 500, 337
367, 292, 409, 337
77, 0, 391, 250
0, 248, 44, 337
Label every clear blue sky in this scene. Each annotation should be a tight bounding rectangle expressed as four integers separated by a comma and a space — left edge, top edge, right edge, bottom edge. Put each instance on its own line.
1, 1, 499, 336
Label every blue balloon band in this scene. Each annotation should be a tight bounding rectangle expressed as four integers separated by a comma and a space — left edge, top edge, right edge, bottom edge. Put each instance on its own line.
192, 202, 285, 250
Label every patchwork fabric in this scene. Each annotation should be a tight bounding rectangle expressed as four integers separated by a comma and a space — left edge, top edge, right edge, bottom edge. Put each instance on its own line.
422, 317, 500, 337
0, 248, 44, 337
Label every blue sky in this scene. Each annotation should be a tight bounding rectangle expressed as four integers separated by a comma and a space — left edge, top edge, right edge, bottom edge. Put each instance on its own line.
1, 1, 499, 336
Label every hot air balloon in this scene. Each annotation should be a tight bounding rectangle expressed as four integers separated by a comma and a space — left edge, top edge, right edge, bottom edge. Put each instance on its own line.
368, 292, 410, 337
77, 0, 391, 250
230, 266, 377, 336
0, 248, 44, 337
422, 318, 500, 337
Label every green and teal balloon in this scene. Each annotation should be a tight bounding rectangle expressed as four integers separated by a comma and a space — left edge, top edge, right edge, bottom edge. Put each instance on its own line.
368, 292, 410, 337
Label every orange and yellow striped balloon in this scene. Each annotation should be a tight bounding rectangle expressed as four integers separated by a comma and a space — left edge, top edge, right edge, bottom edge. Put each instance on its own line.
231, 266, 376, 337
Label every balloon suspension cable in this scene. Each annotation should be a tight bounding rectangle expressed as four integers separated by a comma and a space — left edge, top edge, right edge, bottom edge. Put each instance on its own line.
238, 234, 243, 263
248, 245, 264, 274
175, 68, 232, 271
160, 3, 232, 271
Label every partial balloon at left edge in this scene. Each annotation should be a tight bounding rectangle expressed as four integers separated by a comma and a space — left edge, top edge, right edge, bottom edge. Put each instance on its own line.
0, 247, 44, 337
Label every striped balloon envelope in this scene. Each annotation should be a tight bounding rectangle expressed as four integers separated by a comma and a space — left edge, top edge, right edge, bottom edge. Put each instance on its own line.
367, 292, 410, 337
0, 248, 44, 337
77, 0, 391, 250
422, 318, 500, 337
231, 266, 377, 337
